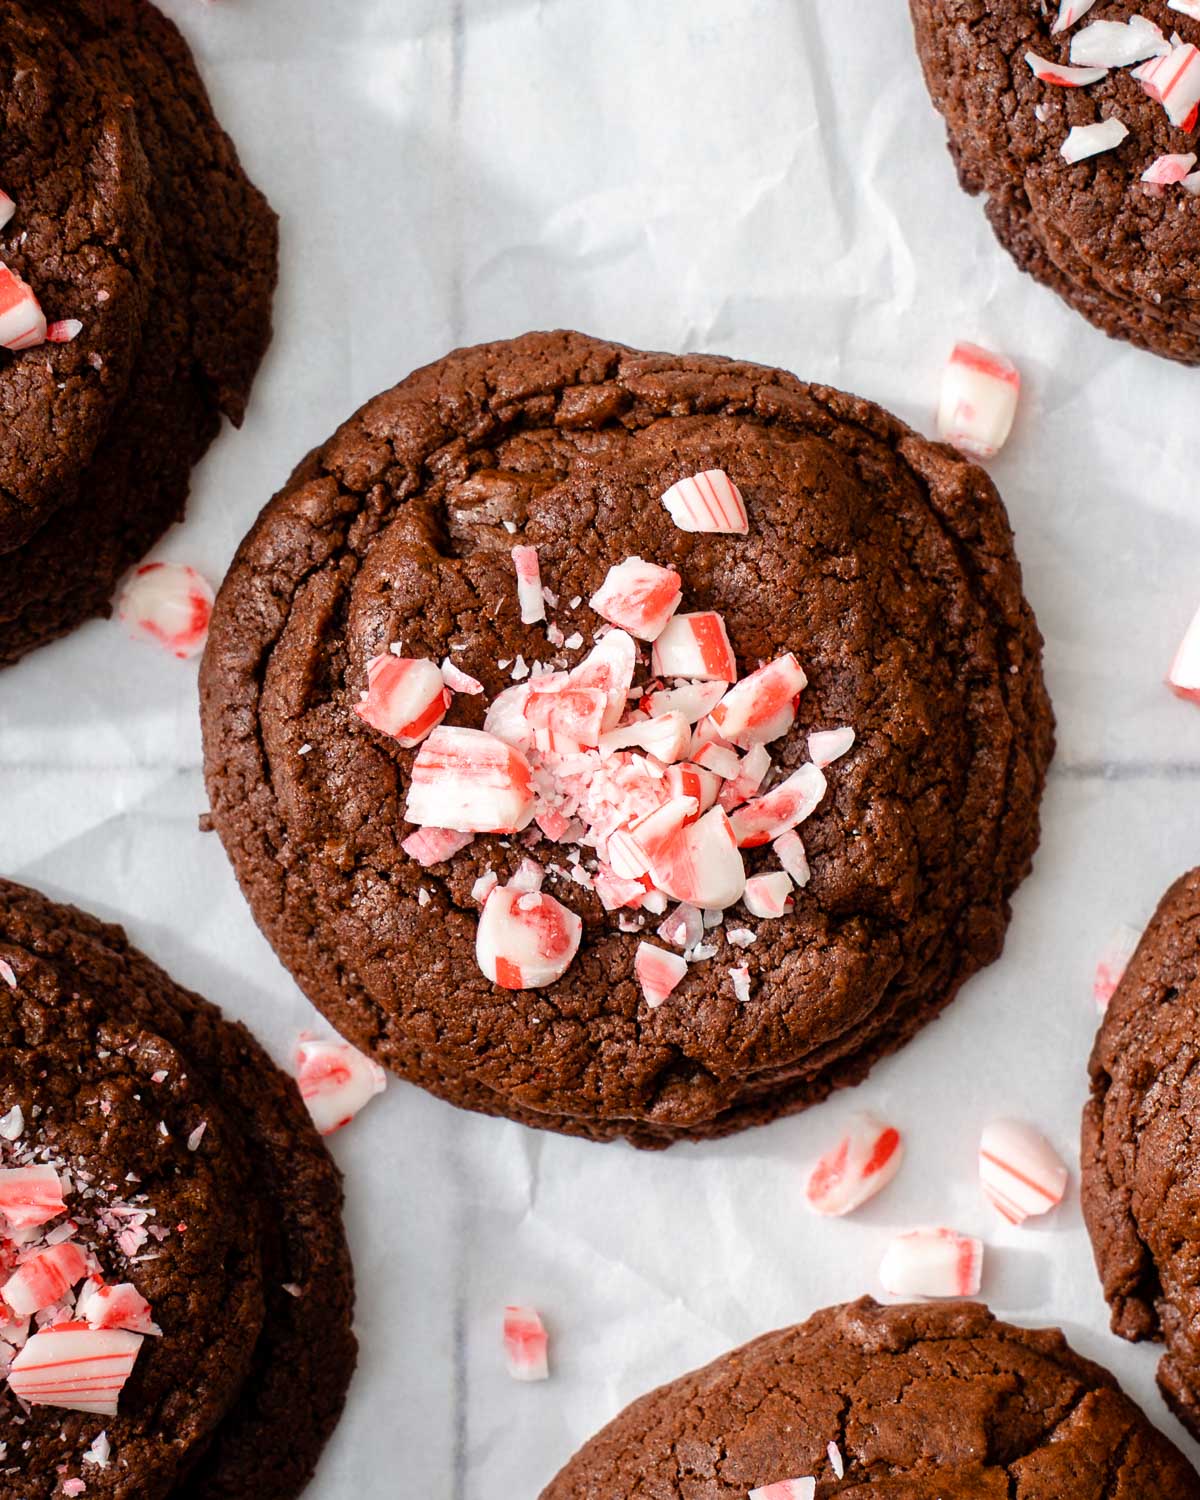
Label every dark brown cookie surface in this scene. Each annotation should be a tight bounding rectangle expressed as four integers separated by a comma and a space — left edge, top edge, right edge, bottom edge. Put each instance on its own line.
0, 879, 356, 1500
1083, 866, 1200, 1444
542, 1298, 1199, 1498
200, 330, 1052, 1147
910, 1, 1200, 364
0, 0, 278, 667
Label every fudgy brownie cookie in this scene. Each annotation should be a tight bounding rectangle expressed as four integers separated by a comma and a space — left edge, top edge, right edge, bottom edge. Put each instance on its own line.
910, 1, 1200, 364
1083, 866, 1200, 1444
0, 879, 356, 1500
0, 0, 278, 666
201, 331, 1052, 1147
541, 1298, 1200, 1497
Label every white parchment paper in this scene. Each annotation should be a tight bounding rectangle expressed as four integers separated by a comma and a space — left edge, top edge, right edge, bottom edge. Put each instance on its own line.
4, 0, 1200, 1493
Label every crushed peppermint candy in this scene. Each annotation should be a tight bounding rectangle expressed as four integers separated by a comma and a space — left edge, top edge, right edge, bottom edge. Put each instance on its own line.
1025, 51, 1108, 86
503, 1305, 549, 1381
660, 470, 748, 534
748, 1481, 815, 1500
0, 264, 46, 350
0, 191, 13, 232
356, 655, 450, 746
1134, 39, 1200, 126
0, 960, 14, 990
879, 1228, 983, 1299
979, 1119, 1068, 1225
1051, 0, 1099, 35
293, 1033, 387, 1135
590, 557, 682, 641
806, 1113, 904, 1216
45, 318, 83, 344
936, 342, 1020, 460
634, 942, 689, 1008
1070, 15, 1170, 68
1060, 117, 1130, 163
1168, 601, 1200, 703
1141, 150, 1198, 184
827, 1442, 845, 1479
512, 546, 546, 625
116, 563, 214, 660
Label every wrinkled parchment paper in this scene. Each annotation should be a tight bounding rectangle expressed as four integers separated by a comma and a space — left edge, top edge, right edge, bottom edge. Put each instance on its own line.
3, 0, 1200, 1492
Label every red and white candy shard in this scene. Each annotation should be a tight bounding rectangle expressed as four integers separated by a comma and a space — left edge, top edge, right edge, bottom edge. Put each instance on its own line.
634, 942, 689, 1009
293, 1034, 387, 1135
710, 655, 807, 747
648, 681, 727, 723
568, 629, 637, 731
748, 1480, 815, 1500
1093, 924, 1140, 1009
441, 658, 484, 695
651, 611, 737, 682
1137, 42, 1200, 127
660, 470, 748, 535
774, 830, 811, 886
598, 710, 691, 764
46, 319, 83, 344
1070, 16, 1170, 67
805, 1113, 904, 1217
1142, 151, 1198, 184
1060, 117, 1129, 163
1051, 0, 1098, 34
729, 764, 827, 848
401, 826, 473, 868
0, 192, 13, 231
936, 342, 1019, 460
2, 1242, 90, 1318
75, 1281, 161, 1337
879, 1229, 983, 1299
1024, 51, 1108, 85
0, 1167, 66, 1234
116, 563, 214, 659
477, 885, 582, 990
407, 727, 536, 834
7, 1323, 143, 1416
1169, 602, 1200, 704
355, 655, 449, 747
503, 1305, 548, 1381
0, 263, 45, 350
589, 556, 682, 642
511, 546, 546, 626
743, 872, 794, 920
807, 726, 854, 767
645, 807, 746, 909
979, 1120, 1068, 1225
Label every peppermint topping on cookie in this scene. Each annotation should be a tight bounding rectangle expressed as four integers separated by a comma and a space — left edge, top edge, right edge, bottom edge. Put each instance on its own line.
1141, 149, 1198, 183
2, 1242, 92, 1317
1024, 51, 1108, 86
503, 1305, 549, 1381
0, 265, 46, 351
0, 192, 13, 232
512, 546, 546, 625
407, 726, 536, 833
355, 656, 450, 746
634, 942, 689, 1009
879, 1228, 983, 1299
979, 1120, 1068, 1224
589, 557, 682, 641
1060, 117, 1130, 162
294, 1033, 387, 1135
476, 885, 583, 990
1052, 0, 1099, 34
0, 1166, 67, 1232
660, 470, 748, 534
1168, 602, 1200, 702
652, 612, 737, 682
1135, 40, 1200, 130
8, 1324, 143, 1416
1070, 16, 1170, 67
748, 1480, 815, 1500
937, 342, 1020, 459
806, 1113, 904, 1217
116, 563, 214, 659
743, 872, 794, 919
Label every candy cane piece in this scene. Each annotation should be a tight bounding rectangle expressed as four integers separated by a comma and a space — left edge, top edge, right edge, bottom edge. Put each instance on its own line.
1168, 602, 1200, 704
879, 1228, 983, 1299
503, 1306, 549, 1381
569, 629, 638, 731
0, 264, 45, 350
807, 727, 855, 768
1024, 51, 1108, 85
598, 711, 691, 765
294, 1035, 387, 1135
0, 192, 13, 231
401, 827, 473, 868
1060, 117, 1129, 163
2, 1242, 90, 1318
657, 902, 704, 950
0, 1167, 66, 1234
936, 343, 1020, 460
651, 612, 737, 682
589, 556, 682, 642
441, 658, 484, 695
1051, 0, 1098, 34
608, 796, 700, 879
117, 563, 214, 660
692, 737, 742, 781
665, 762, 721, 814
805, 1113, 904, 1216
645, 807, 746, 909
477, 886, 582, 989
827, 1443, 845, 1479
743, 872, 794, 919
635, 943, 689, 1008
511, 546, 546, 625
979, 1119, 1068, 1225
719, 744, 772, 810
646, 681, 727, 723
660, 470, 748, 534
406, 726, 536, 833
75, 1281, 160, 1337
6, 1323, 143, 1416
1070, 16, 1170, 66
1170, 0, 1200, 19
773, 830, 811, 887
1093, 923, 1140, 1009
1141, 151, 1198, 184
748, 1481, 815, 1500
354, 655, 449, 747
1137, 42, 1200, 126
710, 655, 807, 746
729, 764, 827, 848
524, 684, 609, 748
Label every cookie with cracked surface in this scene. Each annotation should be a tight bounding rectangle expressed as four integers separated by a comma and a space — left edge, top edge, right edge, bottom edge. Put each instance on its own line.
1083, 866, 1200, 1444
541, 1298, 1200, 1498
200, 330, 1052, 1147
0, 878, 356, 1500
0, 0, 278, 667
910, 1, 1200, 364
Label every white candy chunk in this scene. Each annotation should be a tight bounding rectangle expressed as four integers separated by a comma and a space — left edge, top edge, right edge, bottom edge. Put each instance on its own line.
773, 830, 810, 886
355, 655, 449, 746
634, 942, 689, 1008
503, 1306, 549, 1380
1142, 151, 1198, 183
1051, 0, 1098, 33
1170, 0, 1200, 19
294, 1035, 387, 1135
805, 1113, 904, 1216
743, 872, 794, 919
598, 711, 691, 764
0, 192, 14, 231
1060, 117, 1129, 163
710, 654, 807, 747
748, 1480, 815, 1500
0, 263, 45, 350
979, 1119, 1068, 1225
651, 611, 737, 682
660, 470, 748, 534
7, 1326, 144, 1416
936, 342, 1020, 460
1024, 51, 1108, 85
647, 681, 727, 723
665, 761, 722, 813
807, 726, 855, 767
1168, 602, 1200, 704
476, 886, 582, 989
645, 807, 746, 910
589, 556, 682, 641
1070, 16, 1170, 66
1093, 923, 1141, 1009
879, 1228, 983, 1299
406, 726, 536, 834
511, 546, 546, 625
116, 562, 215, 659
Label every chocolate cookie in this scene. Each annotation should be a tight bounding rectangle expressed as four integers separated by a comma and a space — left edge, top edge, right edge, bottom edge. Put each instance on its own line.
910, 1, 1200, 364
0, 0, 278, 667
200, 331, 1052, 1148
1083, 866, 1200, 1444
541, 1298, 1200, 1497
0, 878, 356, 1500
